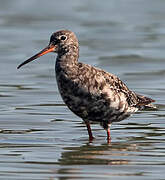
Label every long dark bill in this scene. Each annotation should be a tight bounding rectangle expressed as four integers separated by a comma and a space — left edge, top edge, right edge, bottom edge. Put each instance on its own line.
17, 44, 55, 69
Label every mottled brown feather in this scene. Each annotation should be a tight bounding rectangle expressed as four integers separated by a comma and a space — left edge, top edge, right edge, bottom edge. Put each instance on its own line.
53, 30, 155, 128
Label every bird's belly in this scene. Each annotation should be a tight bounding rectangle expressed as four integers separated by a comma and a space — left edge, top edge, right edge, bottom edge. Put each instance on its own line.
56, 75, 137, 123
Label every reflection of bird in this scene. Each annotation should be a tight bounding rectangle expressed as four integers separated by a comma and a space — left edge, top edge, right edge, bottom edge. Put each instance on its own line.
17, 30, 155, 143
58, 143, 131, 166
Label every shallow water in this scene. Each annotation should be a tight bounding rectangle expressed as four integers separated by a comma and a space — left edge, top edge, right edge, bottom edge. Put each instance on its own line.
0, 0, 165, 179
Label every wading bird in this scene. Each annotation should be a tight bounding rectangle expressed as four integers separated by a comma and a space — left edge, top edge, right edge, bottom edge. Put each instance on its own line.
17, 30, 155, 143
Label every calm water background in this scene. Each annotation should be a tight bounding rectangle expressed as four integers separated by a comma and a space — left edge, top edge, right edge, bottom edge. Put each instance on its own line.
0, 0, 165, 179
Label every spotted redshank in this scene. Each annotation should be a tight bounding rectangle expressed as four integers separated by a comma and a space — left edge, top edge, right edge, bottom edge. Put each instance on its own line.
17, 30, 155, 143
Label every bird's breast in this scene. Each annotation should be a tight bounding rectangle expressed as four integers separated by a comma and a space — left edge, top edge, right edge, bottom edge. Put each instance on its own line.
55, 62, 138, 122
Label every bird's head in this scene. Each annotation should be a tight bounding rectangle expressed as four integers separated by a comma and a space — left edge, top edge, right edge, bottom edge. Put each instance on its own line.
17, 30, 78, 69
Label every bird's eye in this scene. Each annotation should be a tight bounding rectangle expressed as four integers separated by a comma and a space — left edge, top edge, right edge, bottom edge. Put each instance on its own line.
60, 35, 67, 41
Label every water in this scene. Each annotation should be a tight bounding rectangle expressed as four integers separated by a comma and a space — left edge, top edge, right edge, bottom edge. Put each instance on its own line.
0, 0, 165, 179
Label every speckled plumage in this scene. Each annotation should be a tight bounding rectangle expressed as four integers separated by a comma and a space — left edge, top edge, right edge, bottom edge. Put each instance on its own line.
17, 30, 155, 142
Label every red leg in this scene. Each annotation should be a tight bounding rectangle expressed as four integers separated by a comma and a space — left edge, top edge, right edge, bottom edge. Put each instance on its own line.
107, 128, 111, 144
85, 121, 94, 142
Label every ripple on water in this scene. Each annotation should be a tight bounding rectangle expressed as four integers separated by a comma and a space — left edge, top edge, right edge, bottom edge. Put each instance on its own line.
0, 0, 165, 179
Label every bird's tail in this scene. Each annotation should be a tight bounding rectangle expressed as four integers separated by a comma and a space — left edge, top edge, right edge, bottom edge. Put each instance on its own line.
135, 94, 156, 110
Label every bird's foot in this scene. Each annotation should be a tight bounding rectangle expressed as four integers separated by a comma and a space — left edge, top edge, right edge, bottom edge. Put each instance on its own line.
107, 137, 111, 144
89, 136, 95, 143
107, 128, 111, 144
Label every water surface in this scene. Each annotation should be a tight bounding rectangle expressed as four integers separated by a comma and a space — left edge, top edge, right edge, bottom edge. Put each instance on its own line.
0, 0, 165, 179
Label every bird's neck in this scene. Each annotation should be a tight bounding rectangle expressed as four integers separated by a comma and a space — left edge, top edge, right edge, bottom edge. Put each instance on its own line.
55, 46, 79, 73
